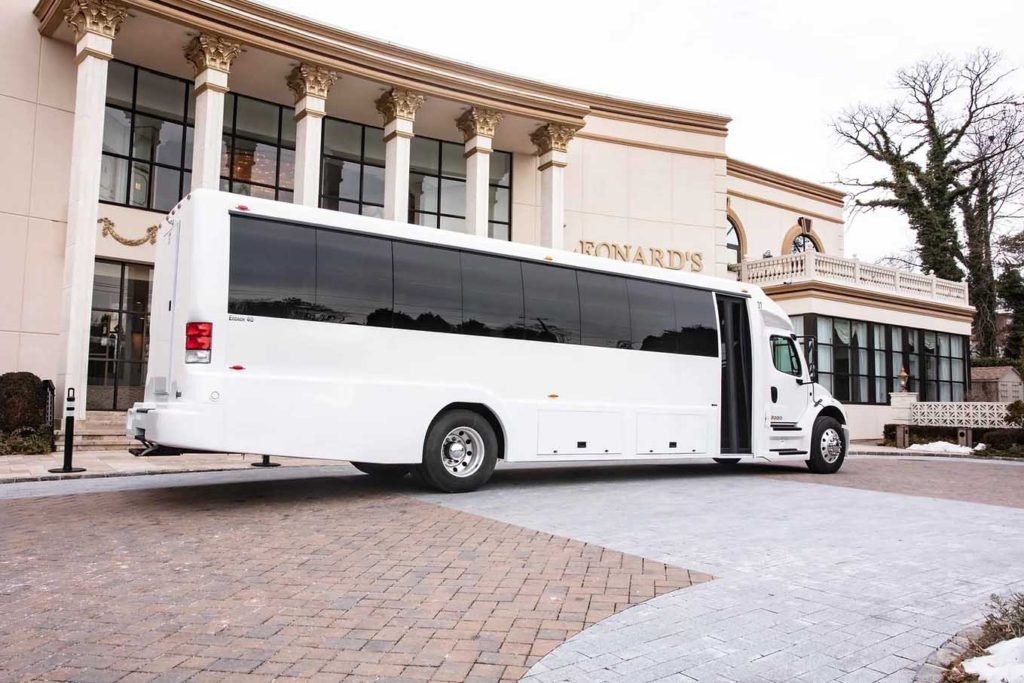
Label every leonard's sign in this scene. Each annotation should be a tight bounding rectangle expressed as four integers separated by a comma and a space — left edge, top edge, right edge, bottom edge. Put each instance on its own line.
573, 240, 704, 272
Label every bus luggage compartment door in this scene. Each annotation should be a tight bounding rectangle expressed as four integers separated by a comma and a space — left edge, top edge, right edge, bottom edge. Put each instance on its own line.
537, 410, 623, 456
635, 411, 710, 455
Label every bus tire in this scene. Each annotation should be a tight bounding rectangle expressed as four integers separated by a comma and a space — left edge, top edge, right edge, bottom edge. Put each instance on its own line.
713, 458, 741, 465
806, 416, 845, 474
350, 462, 411, 480
418, 409, 498, 493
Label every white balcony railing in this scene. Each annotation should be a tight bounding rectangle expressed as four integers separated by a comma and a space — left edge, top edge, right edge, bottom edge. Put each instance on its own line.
736, 252, 971, 307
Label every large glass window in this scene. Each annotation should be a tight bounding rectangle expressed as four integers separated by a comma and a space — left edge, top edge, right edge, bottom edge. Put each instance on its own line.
320, 117, 386, 217
794, 314, 968, 404
726, 217, 742, 265
409, 136, 513, 239
101, 61, 193, 211
221, 94, 295, 201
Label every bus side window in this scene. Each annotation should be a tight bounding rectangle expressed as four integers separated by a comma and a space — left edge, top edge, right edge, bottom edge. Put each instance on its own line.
578, 271, 631, 349
672, 287, 718, 357
522, 263, 580, 344
392, 242, 461, 333
771, 335, 802, 376
460, 253, 525, 339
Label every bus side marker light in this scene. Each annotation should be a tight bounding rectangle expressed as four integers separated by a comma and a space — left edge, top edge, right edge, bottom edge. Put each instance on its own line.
237, 204, 249, 211
229, 365, 245, 371
547, 394, 559, 399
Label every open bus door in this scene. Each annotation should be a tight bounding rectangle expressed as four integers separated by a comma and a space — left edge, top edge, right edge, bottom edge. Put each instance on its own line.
717, 295, 752, 454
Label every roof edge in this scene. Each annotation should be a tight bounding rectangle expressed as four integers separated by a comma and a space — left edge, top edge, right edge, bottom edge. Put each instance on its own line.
727, 158, 846, 207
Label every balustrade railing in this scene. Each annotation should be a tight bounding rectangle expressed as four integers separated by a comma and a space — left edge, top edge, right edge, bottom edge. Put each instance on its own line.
737, 251, 970, 306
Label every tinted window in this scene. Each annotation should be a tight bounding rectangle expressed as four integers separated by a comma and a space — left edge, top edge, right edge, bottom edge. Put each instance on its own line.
229, 216, 316, 319
523, 263, 579, 344
392, 242, 461, 333
627, 280, 677, 353
673, 287, 718, 357
771, 336, 801, 376
315, 230, 393, 326
578, 272, 631, 349
460, 253, 524, 338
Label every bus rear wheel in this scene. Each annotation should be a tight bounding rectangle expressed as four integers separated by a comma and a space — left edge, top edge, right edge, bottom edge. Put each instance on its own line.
806, 416, 845, 474
418, 409, 498, 493
350, 462, 411, 480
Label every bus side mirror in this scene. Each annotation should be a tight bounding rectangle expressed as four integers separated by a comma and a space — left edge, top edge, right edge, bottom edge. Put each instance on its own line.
806, 336, 818, 384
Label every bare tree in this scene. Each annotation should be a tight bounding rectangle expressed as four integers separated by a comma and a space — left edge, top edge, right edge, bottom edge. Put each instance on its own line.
834, 49, 1023, 356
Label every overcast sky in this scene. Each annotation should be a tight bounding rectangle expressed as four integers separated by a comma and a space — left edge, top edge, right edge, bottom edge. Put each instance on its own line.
262, 0, 1024, 264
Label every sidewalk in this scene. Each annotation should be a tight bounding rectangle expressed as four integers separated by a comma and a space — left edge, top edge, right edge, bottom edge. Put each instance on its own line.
0, 450, 330, 484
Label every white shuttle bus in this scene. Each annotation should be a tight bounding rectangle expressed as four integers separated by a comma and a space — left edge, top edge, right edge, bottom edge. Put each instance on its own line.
127, 189, 848, 492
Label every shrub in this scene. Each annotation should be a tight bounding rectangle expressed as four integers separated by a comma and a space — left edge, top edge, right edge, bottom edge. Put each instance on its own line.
0, 427, 52, 455
1006, 400, 1024, 429
0, 372, 47, 432
978, 429, 1024, 450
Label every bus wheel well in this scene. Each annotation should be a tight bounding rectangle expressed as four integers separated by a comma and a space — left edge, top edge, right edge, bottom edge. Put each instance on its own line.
817, 406, 846, 425
432, 403, 506, 459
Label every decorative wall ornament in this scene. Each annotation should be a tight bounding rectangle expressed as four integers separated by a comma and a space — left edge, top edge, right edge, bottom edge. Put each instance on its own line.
63, 0, 128, 41
286, 64, 339, 101
184, 34, 242, 75
455, 107, 503, 141
98, 217, 158, 247
530, 123, 581, 154
375, 88, 424, 124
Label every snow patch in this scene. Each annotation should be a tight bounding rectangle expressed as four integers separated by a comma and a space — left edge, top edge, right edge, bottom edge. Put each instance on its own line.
906, 441, 974, 455
962, 635, 1024, 682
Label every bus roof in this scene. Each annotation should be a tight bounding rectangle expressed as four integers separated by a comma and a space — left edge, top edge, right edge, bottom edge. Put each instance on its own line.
176, 189, 764, 299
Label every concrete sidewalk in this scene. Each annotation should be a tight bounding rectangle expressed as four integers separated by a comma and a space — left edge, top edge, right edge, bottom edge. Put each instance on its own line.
0, 449, 329, 483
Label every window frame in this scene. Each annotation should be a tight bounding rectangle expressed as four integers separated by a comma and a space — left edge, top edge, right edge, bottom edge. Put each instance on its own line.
221, 92, 296, 202
100, 60, 194, 212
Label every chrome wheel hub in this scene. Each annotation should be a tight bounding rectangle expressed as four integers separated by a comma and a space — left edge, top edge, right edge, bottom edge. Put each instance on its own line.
441, 427, 484, 478
820, 427, 843, 464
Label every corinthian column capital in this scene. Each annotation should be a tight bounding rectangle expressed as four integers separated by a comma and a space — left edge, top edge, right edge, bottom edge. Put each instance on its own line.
185, 33, 242, 75
375, 88, 424, 125
287, 64, 339, 102
63, 0, 128, 41
530, 123, 581, 155
455, 107, 503, 141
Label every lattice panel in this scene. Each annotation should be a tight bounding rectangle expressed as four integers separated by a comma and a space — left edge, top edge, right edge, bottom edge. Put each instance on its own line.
911, 402, 1011, 428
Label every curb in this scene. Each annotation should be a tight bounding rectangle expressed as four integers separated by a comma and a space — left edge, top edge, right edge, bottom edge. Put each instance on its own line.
851, 449, 1024, 463
914, 624, 983, 683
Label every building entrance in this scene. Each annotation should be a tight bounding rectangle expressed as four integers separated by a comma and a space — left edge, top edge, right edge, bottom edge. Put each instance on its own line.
87, 260, 152, 411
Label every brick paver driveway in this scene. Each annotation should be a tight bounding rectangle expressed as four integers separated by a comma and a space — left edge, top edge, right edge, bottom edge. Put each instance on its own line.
2, 456, 1024, 682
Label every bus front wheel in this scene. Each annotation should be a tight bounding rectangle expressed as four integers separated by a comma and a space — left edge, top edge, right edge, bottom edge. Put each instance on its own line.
806, 416, 845, 474
418, 409, 498, 493
350, 462, 411, 480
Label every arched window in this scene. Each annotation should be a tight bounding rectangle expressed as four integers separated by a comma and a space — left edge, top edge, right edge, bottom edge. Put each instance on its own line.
726, 216, 743, 265
790, 233, 819, 254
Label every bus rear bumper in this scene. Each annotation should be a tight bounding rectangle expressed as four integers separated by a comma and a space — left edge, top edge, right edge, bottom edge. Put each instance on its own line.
127, 402, 224, 451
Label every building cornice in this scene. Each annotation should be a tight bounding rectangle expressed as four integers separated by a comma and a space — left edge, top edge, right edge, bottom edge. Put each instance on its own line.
763, 282, 976, 322
727, 190, 844, 224
727, 158, 846, 207
34, 0, 730, 134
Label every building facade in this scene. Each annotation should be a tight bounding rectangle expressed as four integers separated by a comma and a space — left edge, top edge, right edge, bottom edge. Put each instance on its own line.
1, 0, 974, 439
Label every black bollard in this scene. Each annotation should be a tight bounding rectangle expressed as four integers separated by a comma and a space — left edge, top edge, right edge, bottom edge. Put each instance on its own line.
250, 454, 280, 468
49, 388, 85, 474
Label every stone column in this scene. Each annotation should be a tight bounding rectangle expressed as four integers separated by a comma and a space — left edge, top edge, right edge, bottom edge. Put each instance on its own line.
57, 0, 128, 418
287, 64, 338, 206
455, 107, 503, 237
185, 34, 241, 190
530, 123, 579, 250
375, 88, 423, 222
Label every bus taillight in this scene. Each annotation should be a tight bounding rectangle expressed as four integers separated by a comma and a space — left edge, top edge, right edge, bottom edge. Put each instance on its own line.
185, 322, 212, 364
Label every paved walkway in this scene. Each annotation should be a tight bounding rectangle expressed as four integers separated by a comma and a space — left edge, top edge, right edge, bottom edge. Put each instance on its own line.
417, 459, 1024, 682
2, 457, 1024, 682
